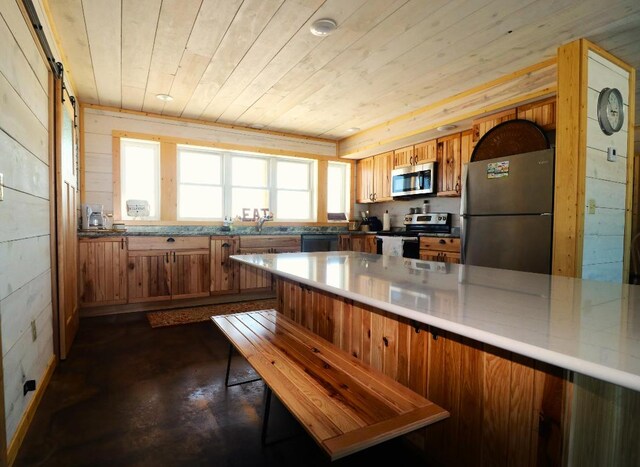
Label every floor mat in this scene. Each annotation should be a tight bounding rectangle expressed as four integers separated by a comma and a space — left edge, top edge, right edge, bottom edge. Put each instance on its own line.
146, 299, 278, 328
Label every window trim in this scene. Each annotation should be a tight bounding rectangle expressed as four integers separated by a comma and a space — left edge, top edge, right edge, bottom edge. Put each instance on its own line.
119, 138, 161, 221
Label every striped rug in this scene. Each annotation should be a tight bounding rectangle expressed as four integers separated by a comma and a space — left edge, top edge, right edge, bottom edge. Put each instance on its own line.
146, 299, 278, 328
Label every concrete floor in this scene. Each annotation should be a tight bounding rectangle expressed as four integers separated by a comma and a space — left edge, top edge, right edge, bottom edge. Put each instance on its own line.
15, 313, 430, 466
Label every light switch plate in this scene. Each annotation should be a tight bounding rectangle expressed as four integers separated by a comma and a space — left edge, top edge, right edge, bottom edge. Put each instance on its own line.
607, 147, 617, 162
0, 173, 3, 201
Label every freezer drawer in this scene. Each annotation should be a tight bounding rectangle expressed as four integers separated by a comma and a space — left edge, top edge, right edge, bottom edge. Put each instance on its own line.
462, 214, 552, 274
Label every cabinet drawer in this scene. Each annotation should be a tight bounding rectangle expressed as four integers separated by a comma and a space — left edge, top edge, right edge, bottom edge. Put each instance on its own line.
128, 236, 209, 251
240, 235, 301, 249
419, 237, 460, 252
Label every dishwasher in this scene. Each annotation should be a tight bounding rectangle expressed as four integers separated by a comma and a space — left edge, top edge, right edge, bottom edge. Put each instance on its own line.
300, 234, 339, 252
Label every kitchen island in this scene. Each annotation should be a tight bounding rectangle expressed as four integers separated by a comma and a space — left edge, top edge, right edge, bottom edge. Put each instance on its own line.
232, 251, 640, 466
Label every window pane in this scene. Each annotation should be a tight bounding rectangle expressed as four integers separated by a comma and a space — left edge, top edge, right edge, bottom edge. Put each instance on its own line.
121, 140, 159, 219
277, 161, 309, 190
179, 149, 221, 184
327, 162, 348, 217
179, 185, 223, 219
277, 190, 310, 220
231, 156, 268, 187
231, 188, 269, 218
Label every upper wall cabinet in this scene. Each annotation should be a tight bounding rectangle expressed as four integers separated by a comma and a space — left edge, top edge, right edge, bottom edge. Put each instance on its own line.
356, 152, 393, 203
393, 141, 437, 169
437, 134, 462, 197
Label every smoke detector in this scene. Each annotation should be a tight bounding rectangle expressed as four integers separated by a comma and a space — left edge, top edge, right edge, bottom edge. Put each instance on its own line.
310, 19, 337, 37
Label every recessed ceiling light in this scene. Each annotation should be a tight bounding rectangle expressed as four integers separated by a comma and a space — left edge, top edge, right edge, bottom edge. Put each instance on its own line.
156, 94, 174, 102
436, 124, 457, 132
310, 18, 337, 36
346, 127, 360, 133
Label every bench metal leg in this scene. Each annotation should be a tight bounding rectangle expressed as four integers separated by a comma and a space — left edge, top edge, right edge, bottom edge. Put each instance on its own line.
261, 386, 272, 445
224, 343, 261, 388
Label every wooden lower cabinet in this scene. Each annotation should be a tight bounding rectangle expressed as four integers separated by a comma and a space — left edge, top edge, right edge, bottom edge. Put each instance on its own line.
350, 235, 377, 253
127, 236, 210, 303
79, 237, 128, 306
210, 237, 239, 294
420, 237, 460, 263
237, 236, 302, 292
275, 277, 567, 466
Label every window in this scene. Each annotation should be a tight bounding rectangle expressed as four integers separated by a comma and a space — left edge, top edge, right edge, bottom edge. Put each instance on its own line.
121, 139, 160, 220
172, 146, 316, 222
178, 146, 223, 220
327, 161, 350, 220
275, 159, 313, 220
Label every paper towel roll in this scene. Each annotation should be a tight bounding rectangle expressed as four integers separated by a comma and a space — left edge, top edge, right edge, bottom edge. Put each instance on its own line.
383, 211, 390, 231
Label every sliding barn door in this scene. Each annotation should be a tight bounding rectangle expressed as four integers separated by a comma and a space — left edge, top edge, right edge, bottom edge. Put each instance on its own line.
54, 79, 79, 359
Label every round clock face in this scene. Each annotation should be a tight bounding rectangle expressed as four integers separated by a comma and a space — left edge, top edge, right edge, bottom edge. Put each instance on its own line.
597, 87, 625, 135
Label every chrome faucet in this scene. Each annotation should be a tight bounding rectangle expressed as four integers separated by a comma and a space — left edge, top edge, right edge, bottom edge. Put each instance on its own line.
256, 213, 273, 233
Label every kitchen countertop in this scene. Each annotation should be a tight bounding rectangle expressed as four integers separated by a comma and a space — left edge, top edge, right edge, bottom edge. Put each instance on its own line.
230, 251, 640, 392
78, 226, 459, 239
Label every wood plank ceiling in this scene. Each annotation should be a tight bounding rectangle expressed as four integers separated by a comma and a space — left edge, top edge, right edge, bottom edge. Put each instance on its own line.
47, 0, 640, 140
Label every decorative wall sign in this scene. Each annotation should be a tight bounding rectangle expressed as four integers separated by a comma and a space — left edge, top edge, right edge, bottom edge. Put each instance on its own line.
242, 208, 270, 221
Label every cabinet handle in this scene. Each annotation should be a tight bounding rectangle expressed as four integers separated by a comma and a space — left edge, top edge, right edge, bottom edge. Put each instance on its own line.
439, 239, 446, 244
167, 237, 175, 243
120, 238, 124, 249
222, 243, 230, 248
165, 252, 169, 263
173, 251, 176, 263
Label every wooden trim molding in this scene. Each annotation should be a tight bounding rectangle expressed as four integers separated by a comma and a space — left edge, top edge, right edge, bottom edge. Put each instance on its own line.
83, 103, 336, 145
7, 356, 57, 466
623, 67, 636, 281
112, 136, 121, 220
160, 142, 177, 221
111, 130, 339, 161
79, 104, 86, 205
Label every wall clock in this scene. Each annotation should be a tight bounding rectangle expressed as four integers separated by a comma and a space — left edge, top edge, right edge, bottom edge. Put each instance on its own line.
597, 87, 624, 135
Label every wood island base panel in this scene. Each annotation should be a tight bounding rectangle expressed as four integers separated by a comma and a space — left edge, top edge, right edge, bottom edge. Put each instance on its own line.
232, 252, 640, 466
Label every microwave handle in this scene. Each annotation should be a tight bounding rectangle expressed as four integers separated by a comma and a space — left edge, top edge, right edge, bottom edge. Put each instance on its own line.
418, 172, 424, 190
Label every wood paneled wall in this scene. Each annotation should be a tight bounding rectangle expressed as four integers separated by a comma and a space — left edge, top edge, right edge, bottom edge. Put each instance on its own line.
0, 0, 54, 460
275, 278, 568, 466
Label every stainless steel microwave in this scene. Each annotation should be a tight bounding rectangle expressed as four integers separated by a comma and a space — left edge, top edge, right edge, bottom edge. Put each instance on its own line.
391, 162, 435, 197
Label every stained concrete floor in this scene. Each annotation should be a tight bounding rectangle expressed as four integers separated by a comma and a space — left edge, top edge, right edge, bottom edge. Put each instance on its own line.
15, 313, 430, 466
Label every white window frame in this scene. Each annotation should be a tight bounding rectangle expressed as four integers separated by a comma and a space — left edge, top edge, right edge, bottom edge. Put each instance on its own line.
273, 157, 316, 222
327, 161, 350, 220
226, 153, 272, 220
177, 145, 225, 221
120, 138, 161, 220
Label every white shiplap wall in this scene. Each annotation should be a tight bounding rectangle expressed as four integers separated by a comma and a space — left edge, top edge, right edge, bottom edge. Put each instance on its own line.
582, 51, 630, 283
83, 107, 338, 214
0, 0, 53, 446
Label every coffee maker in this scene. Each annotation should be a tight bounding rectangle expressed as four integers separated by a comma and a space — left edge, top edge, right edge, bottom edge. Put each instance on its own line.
82, 204, 107, 230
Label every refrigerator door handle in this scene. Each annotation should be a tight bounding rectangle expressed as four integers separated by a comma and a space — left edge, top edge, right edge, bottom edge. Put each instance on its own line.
460, 163, 469, 264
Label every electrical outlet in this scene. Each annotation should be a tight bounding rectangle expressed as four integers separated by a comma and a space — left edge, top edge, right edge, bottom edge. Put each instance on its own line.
607, 147, 617, 162
31, 320, 37, 341
588, 199, 596, 215
0, 173, 4, 201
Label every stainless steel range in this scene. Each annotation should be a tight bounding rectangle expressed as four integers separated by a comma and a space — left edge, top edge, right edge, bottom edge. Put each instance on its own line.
376, 213, 451, 258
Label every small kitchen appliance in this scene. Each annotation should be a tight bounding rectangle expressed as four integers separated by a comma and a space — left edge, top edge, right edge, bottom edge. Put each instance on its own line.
82, 204, 107, 230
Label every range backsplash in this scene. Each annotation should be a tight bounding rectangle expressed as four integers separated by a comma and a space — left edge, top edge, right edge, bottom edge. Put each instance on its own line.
356, 196, 461, 229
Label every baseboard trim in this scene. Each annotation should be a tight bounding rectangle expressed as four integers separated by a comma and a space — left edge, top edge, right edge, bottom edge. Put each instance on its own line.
7, 355, 56, 466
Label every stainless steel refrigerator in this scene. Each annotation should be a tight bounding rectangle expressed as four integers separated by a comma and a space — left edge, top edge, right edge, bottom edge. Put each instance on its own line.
460, 149, 554, 274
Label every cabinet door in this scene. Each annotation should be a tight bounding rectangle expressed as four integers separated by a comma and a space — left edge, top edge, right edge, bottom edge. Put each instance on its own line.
127, 250, 172, 303
364, 235, 378, 254
79, 238, 128, 306
211, 237, 239, 295
517, 97, 556, 130
338, 235, 351, 251
460, 130, 473, 166
437, 133, 462, 196
171, 249, 210, 299
356, 157, 374, 203
351, 236, 365, 252
414, 140, 437, 164
419, 250, 461, 263
393, 145, 415, 169
238, 247, 272, 291
373, 151, 393, 202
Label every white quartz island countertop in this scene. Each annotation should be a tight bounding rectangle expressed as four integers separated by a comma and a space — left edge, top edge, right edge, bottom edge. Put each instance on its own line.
231, 251, 640, 392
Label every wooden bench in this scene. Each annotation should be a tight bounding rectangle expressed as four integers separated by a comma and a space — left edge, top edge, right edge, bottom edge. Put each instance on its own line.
212, 309, 449, 460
